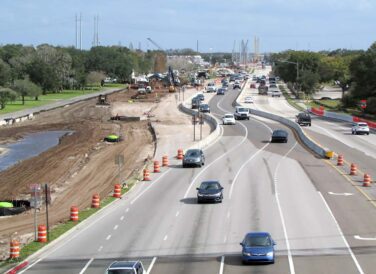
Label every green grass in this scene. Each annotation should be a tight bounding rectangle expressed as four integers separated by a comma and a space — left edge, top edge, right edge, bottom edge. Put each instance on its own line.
0, 85, 126, 115
0, 176, 139, 270
307, 99, 340, 110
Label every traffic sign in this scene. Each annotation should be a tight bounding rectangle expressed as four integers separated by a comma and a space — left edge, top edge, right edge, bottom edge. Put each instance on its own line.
360, 99, 367, 109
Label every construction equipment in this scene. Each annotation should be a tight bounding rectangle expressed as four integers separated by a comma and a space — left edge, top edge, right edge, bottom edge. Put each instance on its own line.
97, 94, 109, 105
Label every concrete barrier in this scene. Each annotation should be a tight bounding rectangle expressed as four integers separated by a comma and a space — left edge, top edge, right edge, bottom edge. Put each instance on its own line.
236, 84, 328, 158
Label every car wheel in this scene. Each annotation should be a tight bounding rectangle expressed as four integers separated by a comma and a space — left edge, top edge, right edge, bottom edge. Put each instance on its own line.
352, 131, 355, 135
284, 139, 288, 143
247, 117, 250, 120
309, 123, 311, 126
367, 133, 369, 135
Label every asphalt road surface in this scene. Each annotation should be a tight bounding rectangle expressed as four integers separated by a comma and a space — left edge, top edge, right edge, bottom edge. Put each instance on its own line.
20, 83, 376, 274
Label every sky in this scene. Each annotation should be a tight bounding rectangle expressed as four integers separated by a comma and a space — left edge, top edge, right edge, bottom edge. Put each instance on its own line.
1, 0, 375, 53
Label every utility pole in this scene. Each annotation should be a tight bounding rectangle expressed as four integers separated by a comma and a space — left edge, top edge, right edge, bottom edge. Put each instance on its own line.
196, 40, 199, 53
79, 13, 82, 50
75, 14, 77, 49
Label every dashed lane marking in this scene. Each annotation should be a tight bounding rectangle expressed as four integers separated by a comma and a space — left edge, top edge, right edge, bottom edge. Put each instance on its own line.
120, 216, 124, 221
114, 225, 118, 230
106, 235, 111, 240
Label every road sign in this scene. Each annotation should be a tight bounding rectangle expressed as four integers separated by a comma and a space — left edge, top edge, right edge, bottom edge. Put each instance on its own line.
360, 99, 367, 109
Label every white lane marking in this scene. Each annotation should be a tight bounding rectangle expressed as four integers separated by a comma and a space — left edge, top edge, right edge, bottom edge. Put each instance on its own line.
183, 121, 249, 199
328, 192, 354, 196
114, 225, 118, 230
218, 255, 225, 274
147, 257, 157, 274
274, 141, 298, 274
223, 236, 227, 243
319, 192, 364, 274
106, 235, 112, 240
78, 258, 94, 274
126, 208, 130, 212
354, 235, 376, 241
120, 216, 125, 221
163, 235, 168, 241
98, 246, 103, 252
227, 211, 230, 219
18, 258, 42, 274
229, 141, 270, 199
175, 211, 180, 217
131, 170, 172, 204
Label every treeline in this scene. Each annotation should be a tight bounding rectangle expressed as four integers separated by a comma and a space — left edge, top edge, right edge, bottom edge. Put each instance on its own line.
0, 44, 157, 109
271, 44, 376, 114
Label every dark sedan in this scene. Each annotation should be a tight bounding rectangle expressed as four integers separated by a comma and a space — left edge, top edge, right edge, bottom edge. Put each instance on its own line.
182, 149, 205, 167
217, 88, 225, 95
271, 129, 288, 143
199, 104, 210, 113
196, 181, 223, 203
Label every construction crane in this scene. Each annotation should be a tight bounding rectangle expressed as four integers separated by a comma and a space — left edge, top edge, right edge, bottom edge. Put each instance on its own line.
147, 38, 164, 51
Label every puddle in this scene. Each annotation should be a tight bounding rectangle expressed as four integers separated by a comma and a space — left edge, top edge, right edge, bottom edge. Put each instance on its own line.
0, 131, 73, 172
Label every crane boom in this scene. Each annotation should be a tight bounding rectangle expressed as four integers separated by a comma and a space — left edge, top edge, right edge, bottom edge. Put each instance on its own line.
147, 38, 164, 51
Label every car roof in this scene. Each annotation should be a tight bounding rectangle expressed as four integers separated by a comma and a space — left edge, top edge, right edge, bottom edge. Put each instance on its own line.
272, 129, 288, 135
245, 232, 271, 237
109, 261, 138, 269
200, 180, 220, 185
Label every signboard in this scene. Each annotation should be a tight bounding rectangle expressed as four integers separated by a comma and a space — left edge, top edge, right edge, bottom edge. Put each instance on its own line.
30, 184, 42, 208
360, 100, 367, 109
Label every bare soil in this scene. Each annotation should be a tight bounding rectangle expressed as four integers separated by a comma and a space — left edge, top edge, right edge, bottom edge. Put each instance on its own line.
0, 88, 170, 260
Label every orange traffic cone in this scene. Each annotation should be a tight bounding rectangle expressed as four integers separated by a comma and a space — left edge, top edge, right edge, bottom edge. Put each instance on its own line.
363, 174, 371, 187
349, 163, 357, 175
113, 184, 121, 198
143, 169, 151, 181
337, 155, 344, 166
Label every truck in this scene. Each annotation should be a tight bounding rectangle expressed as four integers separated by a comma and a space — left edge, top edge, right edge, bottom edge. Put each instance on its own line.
234, 106, 250, 120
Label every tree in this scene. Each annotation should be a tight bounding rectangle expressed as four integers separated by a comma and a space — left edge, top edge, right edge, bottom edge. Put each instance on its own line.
86, 71, 105, 87
0, 59, 11, 86
12, 79, 42, 104
0, 87, 17, 109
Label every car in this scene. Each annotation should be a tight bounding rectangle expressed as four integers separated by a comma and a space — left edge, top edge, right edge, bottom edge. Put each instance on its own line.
199, 103, 210, 113
221, 85, 228, 91
234, 106, 250, 120
196, 93, 205, 101
222, 82, 229, 88
182, 149, 205, 167
240, 232, 276, 264
206, 85, 217, 93
105, 260, 145, 274
191, 97, 201, 109
222, 113, 236, 125
244, 96, 253, 104
233, 81, 241, 89
217, 88, 225, 95
269, 84, 277, 89
250, 83, 256, 89
271, 90, 282, 97
352, 122, 370, 135
271, 129, 288, 143
196, 180, 223, 203
296, 112, 311, 126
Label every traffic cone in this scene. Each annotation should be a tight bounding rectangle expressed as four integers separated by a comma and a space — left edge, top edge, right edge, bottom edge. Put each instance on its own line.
337, 155, 344, 166
363, 174, 371, 187
349, 163, 357, 175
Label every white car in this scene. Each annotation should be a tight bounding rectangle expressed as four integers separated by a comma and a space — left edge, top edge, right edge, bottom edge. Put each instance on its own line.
222, 113, 236, 125
244, 96, 253, 103
271, 90, 282, 97
352, 122, 370, 135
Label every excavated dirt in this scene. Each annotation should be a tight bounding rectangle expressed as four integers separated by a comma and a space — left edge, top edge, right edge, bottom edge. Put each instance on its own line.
0, 88, 169, 260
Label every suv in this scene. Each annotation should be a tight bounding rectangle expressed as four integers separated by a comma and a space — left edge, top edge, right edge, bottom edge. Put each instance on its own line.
296, 112, 311, 126
105, 261, 145, 274
352, 122, 370, 135
234, 106, 250, 120
206, 85, 216, 93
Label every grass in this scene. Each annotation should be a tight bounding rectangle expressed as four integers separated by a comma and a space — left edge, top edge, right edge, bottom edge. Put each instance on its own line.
0, 175, 139, 270
0, 84, 126, 115
307, 99, 341, 110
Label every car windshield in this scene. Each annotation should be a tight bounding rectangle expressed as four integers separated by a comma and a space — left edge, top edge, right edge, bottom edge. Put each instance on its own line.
358, 123, 368, 127
273, 130, 287, 136
107, 269, 135, 274
245, 235, 271, 247
238, 108, 248, 112
200, 182, 220, 190
187, 150, 200, 157
224, 114, 233, 118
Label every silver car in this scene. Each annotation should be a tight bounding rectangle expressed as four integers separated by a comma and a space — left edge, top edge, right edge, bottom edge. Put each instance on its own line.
182, 149, 205, 168
352, 122, 370, 135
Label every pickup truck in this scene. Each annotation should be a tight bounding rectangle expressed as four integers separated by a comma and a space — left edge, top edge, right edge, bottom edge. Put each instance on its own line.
234, 106, 250, 120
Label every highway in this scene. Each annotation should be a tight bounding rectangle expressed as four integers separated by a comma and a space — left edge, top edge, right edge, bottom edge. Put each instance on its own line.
20, 83, 376, 273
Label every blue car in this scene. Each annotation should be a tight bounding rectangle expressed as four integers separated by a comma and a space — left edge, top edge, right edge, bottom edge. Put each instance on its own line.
240, 232, 276, 264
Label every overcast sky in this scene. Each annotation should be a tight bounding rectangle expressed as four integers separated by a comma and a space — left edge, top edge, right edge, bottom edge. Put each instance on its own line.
1, 0, 375, 53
